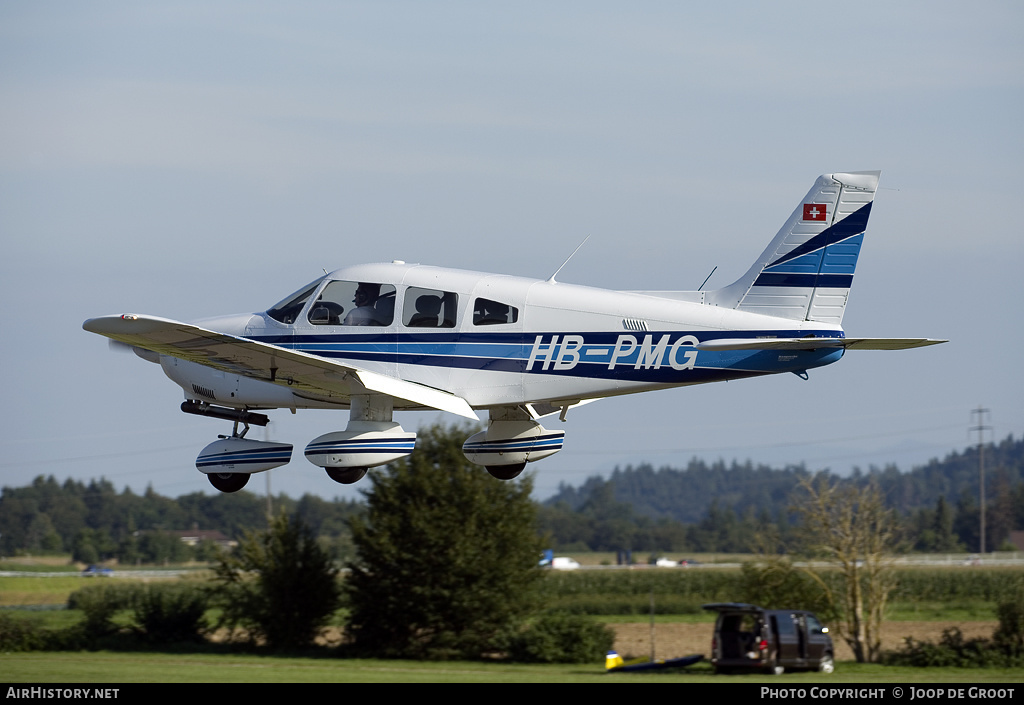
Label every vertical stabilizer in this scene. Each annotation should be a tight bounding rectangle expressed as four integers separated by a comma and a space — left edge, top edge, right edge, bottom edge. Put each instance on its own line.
705, 171, 880, 323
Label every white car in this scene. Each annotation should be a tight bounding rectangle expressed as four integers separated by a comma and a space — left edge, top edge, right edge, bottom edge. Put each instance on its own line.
550, 557, 580, 570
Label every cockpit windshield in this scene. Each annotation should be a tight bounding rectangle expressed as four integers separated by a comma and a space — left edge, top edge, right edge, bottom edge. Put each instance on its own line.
266, 277, 325, 324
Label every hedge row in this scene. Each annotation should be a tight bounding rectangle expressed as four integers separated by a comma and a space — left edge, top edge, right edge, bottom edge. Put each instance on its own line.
1, 581, 208, 652
537, 566, 1024, 613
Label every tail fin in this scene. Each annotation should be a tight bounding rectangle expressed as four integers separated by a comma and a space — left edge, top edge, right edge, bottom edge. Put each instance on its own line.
706, 171, 880, 323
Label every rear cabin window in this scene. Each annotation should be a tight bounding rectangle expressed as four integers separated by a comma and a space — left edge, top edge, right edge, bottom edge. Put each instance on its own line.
472, 297, 519, 325
403, 287, 457, 328
308, 281, 396, 326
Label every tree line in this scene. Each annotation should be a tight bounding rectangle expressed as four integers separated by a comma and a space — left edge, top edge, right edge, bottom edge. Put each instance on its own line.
551, 434, 1024, 526
541, 434, 1024, 554
0, 475, 362, 563
1, 434, 1022, 561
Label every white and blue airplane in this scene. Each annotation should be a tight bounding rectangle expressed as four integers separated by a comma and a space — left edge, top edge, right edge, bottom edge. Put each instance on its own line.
84, 171, 945, 493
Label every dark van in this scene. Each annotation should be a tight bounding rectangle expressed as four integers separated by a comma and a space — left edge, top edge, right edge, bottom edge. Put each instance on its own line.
703, 603, 834, 675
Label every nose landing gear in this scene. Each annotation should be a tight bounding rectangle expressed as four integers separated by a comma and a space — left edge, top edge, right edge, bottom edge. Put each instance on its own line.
193, 408, 293, 494
207, 472, 250, 493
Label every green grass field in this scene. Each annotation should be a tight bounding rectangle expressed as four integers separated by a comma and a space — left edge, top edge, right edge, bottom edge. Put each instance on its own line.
2, 559, 1022, 683
3, 651, 1023, 683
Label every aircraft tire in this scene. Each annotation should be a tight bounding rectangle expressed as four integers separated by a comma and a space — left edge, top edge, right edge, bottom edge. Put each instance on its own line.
208, 472, 250, 493
485, 463, 526, 480
325, 467, 368, 484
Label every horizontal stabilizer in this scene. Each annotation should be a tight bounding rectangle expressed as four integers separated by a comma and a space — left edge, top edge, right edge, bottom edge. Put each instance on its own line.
696, 337, 947, 351
83, 314, 478, 419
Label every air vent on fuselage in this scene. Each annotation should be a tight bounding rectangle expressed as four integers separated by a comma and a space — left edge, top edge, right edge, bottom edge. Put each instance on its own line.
622, 318, 648, 331
191, 384, 217, 400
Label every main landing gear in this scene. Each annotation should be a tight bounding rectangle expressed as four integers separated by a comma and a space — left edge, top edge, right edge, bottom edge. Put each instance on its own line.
304, 395, 415, 485
186, 398, 573, 493
484, 463, 528, 480
462, 406, 565, 480
324, 466, 368, 485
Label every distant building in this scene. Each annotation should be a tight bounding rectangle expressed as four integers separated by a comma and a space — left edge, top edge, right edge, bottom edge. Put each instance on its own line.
164, 527, 236, 550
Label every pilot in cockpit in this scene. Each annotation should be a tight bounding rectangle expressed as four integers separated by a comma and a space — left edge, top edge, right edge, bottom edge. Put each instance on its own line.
344, 283, 382, 326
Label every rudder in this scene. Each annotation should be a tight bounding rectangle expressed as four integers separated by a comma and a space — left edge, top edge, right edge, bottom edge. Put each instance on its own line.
706, 171, 880, 323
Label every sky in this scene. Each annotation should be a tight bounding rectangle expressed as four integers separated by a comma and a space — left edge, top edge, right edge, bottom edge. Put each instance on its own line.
1, 1, 1022, 504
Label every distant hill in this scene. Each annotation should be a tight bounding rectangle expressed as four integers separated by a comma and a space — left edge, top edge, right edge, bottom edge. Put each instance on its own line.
545, 434, 1024, 524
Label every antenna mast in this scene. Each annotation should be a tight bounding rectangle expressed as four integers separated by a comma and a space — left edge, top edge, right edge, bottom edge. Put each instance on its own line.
546, 237, 590, 283
969, 407, 991, 554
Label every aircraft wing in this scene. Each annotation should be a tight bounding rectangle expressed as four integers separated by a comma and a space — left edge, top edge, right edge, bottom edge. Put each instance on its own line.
696, 337, 947, 351
82, 314, 478, 419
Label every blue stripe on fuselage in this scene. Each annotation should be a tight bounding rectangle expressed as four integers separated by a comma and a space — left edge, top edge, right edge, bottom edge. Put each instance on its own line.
251, 330, 844, 384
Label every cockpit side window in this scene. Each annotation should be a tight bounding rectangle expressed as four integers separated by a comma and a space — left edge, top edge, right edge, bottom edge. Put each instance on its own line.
403, 287, 457, 328
266, 278, 324, 324
473, 297, 519, 325
309, 280, 396, 326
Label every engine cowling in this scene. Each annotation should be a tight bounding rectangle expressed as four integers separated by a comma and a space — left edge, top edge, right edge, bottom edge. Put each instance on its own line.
196, 437, 294, 475
304, 421, 416, 471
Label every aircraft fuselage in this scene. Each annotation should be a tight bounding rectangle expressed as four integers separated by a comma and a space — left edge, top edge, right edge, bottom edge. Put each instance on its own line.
166, 261, 845, 414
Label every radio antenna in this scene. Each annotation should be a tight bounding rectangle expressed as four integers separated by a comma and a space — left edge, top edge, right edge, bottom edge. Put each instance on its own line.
547, 236, 590, 283
698, 266, 718, 291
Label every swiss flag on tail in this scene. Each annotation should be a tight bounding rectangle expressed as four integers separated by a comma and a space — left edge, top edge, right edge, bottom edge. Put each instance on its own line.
803, 203, 827, 221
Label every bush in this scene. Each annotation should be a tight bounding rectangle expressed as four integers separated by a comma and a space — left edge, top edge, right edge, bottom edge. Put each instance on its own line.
67, 583, 136, 646
212, 512, 341, 650
881, 627, 1024, 668
345, 424, 543, 660
0, 613, 45, 652
67, 582, 140, 612
993, 580, 1024, 651
504, 612, 615, 663
64, 580, 210, 649
131, 583, 208, 644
